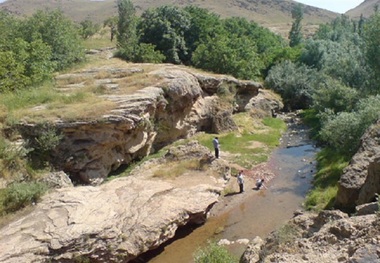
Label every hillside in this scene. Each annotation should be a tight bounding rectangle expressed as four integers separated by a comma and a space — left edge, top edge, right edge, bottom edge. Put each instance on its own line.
0, 0, 339, 36
346, 0, 380, 19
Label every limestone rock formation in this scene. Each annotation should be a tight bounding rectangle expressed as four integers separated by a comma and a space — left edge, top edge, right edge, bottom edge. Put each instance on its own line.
242, 210, 380, 263
0, 176, 221, 263
18, 65, 282, 185
335, 119, 380, 210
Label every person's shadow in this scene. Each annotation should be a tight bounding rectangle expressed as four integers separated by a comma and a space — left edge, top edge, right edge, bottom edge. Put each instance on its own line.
224, 191, 242, 197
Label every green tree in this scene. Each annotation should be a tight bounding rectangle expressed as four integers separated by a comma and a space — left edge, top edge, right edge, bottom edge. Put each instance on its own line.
182, 6, 222, 64
265, 60, 321, 110
138, 5, 191, 64
104, 16, 118, 42
312, 78, 358, 114
0, 51, 28, 91
300, 39, 369, 89
79, 19, 100, 39
192, 33, 262, 80
289, 4, 303, 47
20, 10, 84, 71
363, 12, 380, 80
117, 0, 139, 60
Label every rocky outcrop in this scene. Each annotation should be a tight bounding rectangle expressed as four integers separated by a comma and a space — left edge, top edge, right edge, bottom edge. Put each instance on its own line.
18, 65, 282, 185
335, 120, 380, 210
242, 210, 380, 263
0, 176, 221, 263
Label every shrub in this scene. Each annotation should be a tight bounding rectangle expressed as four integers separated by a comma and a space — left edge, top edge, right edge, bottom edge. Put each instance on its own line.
265, 60, 321, 110
193, 241, 238, 263
2, 182, 48, 213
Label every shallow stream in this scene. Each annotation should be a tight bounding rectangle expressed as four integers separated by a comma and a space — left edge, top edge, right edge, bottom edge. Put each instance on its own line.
141, 115, 319, 263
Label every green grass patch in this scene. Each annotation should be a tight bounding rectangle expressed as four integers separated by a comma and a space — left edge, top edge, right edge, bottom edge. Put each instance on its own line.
1, 182, 48, 214
305, 147, 350, 211
153, 159, 200, 179
300, 109, 321, 140
194, 241, 238, 263
195, 115, 286, 168
82, 37, 114, 50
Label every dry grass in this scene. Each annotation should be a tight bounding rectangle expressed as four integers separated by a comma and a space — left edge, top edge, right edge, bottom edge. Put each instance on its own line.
14, 97, 116, 123
0, 0, 339, 28
153, 159, 200, 179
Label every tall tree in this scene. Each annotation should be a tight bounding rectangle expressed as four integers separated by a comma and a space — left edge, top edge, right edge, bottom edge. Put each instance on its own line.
117, 0, 138, 60
138, 5, 190, 64
104, 16, 118, 42
20, 10, 84, 71
363, 12, 380, 81
289, 4, 303, 47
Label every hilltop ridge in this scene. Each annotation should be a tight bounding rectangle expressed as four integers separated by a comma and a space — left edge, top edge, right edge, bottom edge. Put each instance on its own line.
1, 0, 339, 36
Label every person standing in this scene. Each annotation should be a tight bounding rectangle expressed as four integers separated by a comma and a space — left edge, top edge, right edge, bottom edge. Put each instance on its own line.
237, 170, 244, 193
212, 137, 220, 159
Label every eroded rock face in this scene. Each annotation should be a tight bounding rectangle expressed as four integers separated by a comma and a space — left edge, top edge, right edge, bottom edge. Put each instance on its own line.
335, 120, 380, 210
18, 65, 281, 185
242, 210, 380, 263
0, 177, 221, 263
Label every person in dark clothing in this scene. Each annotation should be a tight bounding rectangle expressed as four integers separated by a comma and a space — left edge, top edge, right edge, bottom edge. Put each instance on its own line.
212, 137, 220, 159
237, 170, 244, 193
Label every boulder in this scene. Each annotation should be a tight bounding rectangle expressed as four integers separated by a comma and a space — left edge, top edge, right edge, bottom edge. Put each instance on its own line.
243, 210, 380, 263
0, 177, 221, 262
335, 120, 380, 210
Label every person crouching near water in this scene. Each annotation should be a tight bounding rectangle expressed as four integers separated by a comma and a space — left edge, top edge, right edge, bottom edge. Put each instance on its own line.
255, 178, 267, 190
237, 170, 244, 193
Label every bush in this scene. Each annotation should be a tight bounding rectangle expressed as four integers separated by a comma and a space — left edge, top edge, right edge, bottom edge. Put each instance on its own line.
312, 78, 358, 114
3, 182, 48, 213
265, 60, 321, 110
318, 95, 380, 154
193, 241, 238, 263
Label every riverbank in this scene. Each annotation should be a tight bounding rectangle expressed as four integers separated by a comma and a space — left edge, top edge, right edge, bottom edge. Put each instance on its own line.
145, 112, 319, 262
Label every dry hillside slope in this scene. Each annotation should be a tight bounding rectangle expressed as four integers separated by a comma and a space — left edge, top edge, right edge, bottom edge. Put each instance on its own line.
1, 0, 338, 35
346, 0, 380, 19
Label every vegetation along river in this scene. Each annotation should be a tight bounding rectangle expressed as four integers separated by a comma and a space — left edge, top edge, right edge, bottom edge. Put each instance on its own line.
138, 114, 319, 263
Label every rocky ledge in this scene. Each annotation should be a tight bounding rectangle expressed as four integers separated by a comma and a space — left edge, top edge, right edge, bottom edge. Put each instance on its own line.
0, 175, 221, 262
242, 209, 380, 263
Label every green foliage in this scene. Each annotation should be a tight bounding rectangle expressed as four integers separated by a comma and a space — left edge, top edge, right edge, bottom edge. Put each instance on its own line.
265, 60, 321, 110
194, 241, 238, 263
300, 39, 369, 89
2, 182, 48, 213
289, 4, 303, 47
138, 5, 191, 64
319, 111, 363, 154
363, 12, 380, 80
192, 34, 263, 80
21, 10, 85, 71
117, 0, 139, 60
27, 124, 63, 168
0, 51, 28, 91
318, 95, 380, 154
182, 6, 222, 64
312, 78, 359, 114
103, 16, 118, 42
79, 19, 100, 39
314, 15, 360, 43
304, 148, 349, 211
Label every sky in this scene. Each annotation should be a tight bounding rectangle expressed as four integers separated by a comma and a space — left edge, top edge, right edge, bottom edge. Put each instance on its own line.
295, 0, 365, 13
0, 0, 366, 14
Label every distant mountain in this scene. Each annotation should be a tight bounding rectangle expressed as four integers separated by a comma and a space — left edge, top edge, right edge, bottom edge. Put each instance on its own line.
0, 0, 339, 36
346, 0, 380, 19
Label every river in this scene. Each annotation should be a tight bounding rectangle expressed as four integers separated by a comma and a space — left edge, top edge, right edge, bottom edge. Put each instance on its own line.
136, 114, 318, 263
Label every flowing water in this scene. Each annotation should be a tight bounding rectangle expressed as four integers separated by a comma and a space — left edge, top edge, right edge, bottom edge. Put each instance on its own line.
142, 116, 318, 263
